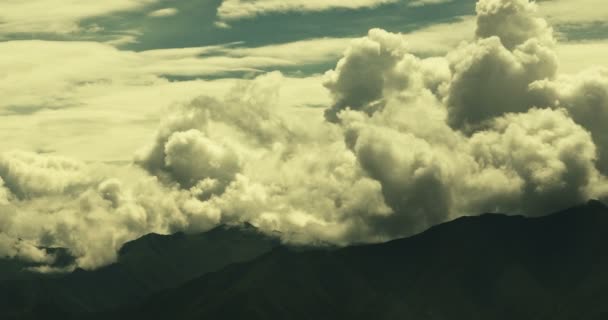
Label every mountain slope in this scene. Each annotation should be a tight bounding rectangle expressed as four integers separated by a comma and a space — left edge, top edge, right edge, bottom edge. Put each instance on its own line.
119, 200, 608, 320
0, 224, 280, 318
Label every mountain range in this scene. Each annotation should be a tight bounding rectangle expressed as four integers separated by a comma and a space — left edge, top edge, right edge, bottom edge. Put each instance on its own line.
1, 201, 607, 319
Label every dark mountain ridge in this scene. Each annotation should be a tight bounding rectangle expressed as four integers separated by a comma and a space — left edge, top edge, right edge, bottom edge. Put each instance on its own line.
114, 200, 608, 320
0, 223, 281, 318
1, 201, 608, 319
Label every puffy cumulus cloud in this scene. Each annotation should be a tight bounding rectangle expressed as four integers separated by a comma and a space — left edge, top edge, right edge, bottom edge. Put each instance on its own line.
443, 0, 558, 132
475, 0, 553, 50
318, 0, 608, 234
136, 72, 395, 243
335, 97, 602, 235
530, 68, 608, 173
445, 36, 557, 131
0, 151, 221, 269
469, 108, 600, 214
323, 28, 451, 121
0, 151, 91, 199
131, 0, 608, 250
0, 178, 11, 205
347, 123, 454, 236
164, 130, 241, 190
135, 72, 286, 188
189, 144, 394, 244
97, 179, 124, 208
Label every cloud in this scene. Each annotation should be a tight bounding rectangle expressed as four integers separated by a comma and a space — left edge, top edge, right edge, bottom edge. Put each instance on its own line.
133, 0, 608, 246
408, 0, 453, 7
439, 0, 559, 132
216, 0, 456, 21
0, 39, 337, 162
444, 36, 558, 131
0, 234, 55, 264
3, 0, 608, 272
323, 29, 412, 121
0, 151, 91, 199
163, 130, 241, 190
148, 8, 178, 17
0, 0, 157, 35
0, 21, 479, 161
475, 0, 553, 50
346, 121, 455, 236
135, 72, 395, 243
539, 0, 608, 25
0, 151, 208, 269
216, 0, 397, 20
320, 0, 608, 226
0, 178, 13, 205
469, 108, 600, 213
555, 40, 608, 74
530, 68, 608, 173
0, 39, 339, 114
400, 17, 476, 55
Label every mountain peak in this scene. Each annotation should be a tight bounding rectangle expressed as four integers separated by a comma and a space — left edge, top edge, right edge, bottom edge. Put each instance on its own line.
584, 199, 607, 210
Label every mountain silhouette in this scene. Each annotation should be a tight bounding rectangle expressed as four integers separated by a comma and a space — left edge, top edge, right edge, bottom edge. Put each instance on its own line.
0, 223, 280, 319
1, 201, 608, 319
113, 200, 608, 320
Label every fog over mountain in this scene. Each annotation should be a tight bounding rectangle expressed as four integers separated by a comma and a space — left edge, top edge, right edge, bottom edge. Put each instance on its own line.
1, 0, 608, 272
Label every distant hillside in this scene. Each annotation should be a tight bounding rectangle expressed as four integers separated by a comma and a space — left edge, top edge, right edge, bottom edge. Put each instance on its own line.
0, 247, 74, 282
116, 200, 608, 320
0, 223, 280, 319
2, 201, 608, 320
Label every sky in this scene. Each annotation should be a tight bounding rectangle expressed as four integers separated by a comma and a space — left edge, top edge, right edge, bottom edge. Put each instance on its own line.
1, 0, 608, 270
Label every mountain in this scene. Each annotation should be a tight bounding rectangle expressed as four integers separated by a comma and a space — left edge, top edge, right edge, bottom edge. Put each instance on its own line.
0, 247, 75, 282
2, 201, 608, 320
0, 223, 280, 319
114, 200, 608, 320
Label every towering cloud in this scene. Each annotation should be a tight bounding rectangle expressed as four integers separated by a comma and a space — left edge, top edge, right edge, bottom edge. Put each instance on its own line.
323, 29, 450, 121
475, 0, 553, 50
445, 0, 558, 132
530, 69, 608, 173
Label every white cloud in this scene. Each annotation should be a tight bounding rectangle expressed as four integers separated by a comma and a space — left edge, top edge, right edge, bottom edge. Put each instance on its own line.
539, 0, 608, 25
475, 0, 553, 50
0, 151, 91, 199
216, 0, 458, 20
0, 39, 338, 161
409, 0, 453, 7
556, 40, 608, 74
0, 0, 157, 35
148, 8, 178, 17
217, 0, 397, 20
401, 17, 476, 55
0, 151, 207, 269
2, 0, 608, 272
163, 129, 241, 190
